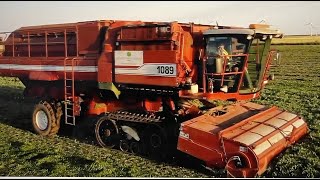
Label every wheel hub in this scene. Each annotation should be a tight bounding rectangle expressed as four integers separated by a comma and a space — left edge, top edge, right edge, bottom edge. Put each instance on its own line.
150, 134, 162, 148
104, 129, 111, 137
35, 110, 48, 130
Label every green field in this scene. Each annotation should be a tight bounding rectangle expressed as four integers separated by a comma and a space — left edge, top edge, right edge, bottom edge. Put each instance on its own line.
272, 35, 320, 45
0, 44, 319, 177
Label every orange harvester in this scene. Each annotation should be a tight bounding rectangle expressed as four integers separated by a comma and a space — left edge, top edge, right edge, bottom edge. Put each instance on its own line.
0, 20, 308, 177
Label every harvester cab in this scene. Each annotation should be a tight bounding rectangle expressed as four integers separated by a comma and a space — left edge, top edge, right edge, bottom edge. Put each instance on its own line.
182, 24, 283, 101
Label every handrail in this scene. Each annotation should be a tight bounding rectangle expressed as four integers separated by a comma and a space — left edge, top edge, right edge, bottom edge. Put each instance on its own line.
203, 53, 249, 93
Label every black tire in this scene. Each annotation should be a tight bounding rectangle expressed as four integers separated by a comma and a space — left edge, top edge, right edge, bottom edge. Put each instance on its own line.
142, 124, 168, 160
32, 101, 60, 136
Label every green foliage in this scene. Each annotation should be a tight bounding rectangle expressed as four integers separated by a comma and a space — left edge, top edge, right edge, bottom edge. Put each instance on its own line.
0, 123, 209, 177
272, 35, 320, 45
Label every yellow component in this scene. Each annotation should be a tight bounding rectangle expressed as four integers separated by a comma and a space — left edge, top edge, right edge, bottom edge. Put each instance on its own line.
99, 82, 121, 99
94, 103, 107, 109
109, 83, 121, 99
0, 38, 5, 54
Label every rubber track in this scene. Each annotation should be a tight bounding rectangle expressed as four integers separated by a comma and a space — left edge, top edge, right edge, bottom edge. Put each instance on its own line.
107, 111, 165, 124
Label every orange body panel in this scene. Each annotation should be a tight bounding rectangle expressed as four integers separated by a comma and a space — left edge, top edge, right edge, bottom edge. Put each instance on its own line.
115, 74, 177, 87
177, 102, 308, 177
143, 97, 162, 112
179, 91, 261, 101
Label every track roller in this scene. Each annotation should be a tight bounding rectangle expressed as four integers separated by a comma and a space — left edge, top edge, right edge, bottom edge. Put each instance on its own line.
142, 124, 168, 160
119, 140, 130, 152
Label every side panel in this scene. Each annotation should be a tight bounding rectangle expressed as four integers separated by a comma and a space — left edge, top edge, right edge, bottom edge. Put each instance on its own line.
114, 50, 179, 87
77, 22, 102, 55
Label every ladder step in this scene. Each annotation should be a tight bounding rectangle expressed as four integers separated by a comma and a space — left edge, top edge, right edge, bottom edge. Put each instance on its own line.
65, 85, 72, 88
66, 115, 74, 118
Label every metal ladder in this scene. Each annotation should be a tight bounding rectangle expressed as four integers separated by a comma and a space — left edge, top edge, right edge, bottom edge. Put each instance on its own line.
64, 57, 76, 125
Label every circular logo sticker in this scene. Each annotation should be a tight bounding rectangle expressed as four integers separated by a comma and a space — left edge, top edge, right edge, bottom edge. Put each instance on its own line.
127, 52, 131, 57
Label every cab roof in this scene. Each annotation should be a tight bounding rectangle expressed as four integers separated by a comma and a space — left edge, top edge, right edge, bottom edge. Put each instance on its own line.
203, 24, 283, 38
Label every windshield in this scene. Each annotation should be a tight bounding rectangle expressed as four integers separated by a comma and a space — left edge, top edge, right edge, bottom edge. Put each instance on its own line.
241, 37, 271, 94
206, 36, 247, 56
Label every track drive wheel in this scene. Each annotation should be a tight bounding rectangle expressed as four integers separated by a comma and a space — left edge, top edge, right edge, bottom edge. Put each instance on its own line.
95, 115, 119, 148
32, 101, 60, 136
142, 124, 168, 160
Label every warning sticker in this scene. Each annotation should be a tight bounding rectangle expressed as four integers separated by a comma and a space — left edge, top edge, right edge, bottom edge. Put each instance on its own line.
114, 51, 143, 66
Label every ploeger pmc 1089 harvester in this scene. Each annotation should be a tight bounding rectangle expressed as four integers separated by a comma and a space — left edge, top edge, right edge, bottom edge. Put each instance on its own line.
0, 20, 308, 177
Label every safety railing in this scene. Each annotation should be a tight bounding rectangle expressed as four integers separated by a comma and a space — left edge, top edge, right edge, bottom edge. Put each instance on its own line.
0, 27, 79, 58
202, 54, 249, 93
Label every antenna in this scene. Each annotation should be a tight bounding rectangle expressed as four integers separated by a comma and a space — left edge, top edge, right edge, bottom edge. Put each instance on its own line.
208, 20, 219, 26
259, 19, 267, 24
208, 20, 219, 28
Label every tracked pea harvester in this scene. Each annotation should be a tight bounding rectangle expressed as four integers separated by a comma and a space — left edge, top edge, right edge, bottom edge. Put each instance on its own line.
0, 20, 308, 177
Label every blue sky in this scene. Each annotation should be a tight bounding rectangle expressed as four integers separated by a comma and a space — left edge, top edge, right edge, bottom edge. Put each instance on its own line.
0, 1, 319, 35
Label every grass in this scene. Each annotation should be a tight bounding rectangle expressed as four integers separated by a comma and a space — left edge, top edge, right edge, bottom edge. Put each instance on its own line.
272, 35, 320, 45
0, 124, 211, 177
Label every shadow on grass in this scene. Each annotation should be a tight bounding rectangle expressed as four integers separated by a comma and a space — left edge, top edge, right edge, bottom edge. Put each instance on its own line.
0, 87, 35, 133
0, 86, 220, 177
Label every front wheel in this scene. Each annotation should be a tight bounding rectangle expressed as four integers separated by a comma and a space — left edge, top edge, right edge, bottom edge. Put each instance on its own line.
32, 101, 60, 136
